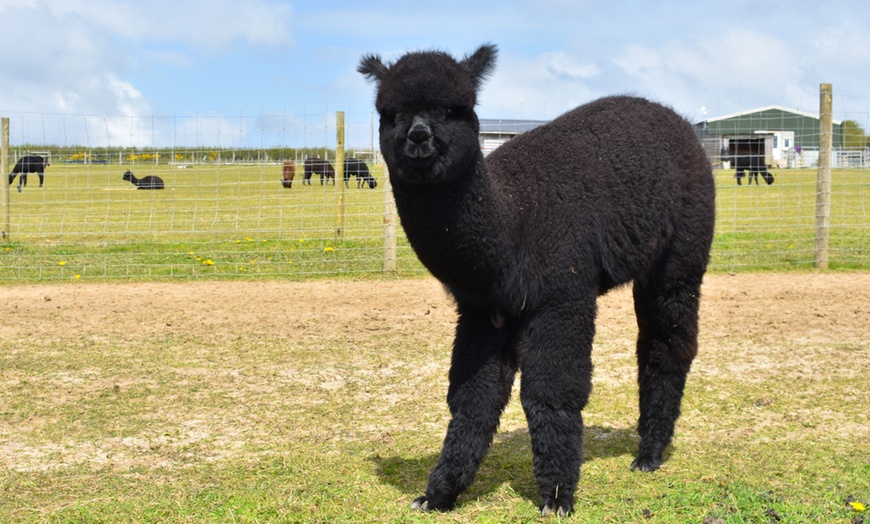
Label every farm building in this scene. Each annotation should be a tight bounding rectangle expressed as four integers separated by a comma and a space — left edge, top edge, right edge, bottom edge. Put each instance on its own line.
695, 106, 844, 168
479, 119, 546, 156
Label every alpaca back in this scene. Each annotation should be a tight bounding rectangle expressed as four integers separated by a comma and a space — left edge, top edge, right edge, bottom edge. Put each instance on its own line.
486, 96, 714, 289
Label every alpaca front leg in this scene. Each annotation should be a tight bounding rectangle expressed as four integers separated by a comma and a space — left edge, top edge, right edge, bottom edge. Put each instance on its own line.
412, 309, 516, 512
519, 300, 596, 517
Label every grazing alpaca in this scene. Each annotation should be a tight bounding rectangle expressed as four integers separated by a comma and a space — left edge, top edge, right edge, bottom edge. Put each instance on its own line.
8, 155, 49, 192
122, 170, 164, 190
303, 157, 336, 185
359, 44, 715, 516
343, 158, 378, 189
282, 161, 296, 188
734, 155, 774, 185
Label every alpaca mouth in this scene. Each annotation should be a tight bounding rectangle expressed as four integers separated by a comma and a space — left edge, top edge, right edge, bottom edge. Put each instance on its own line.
405, 141, 435, 159
395, 154, 447, 184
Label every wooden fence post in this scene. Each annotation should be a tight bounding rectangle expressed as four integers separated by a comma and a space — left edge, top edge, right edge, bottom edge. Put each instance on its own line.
1, 117, 9, 241
382, 166, 397, 272
815, 83, 832, 269
335, 111, 346, 238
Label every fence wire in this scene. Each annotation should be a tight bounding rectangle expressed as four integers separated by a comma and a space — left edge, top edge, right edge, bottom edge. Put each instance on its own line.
0, 109, 867, 282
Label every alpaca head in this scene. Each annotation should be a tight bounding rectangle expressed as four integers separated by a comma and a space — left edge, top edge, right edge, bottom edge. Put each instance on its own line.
122, 170, 133, 182
358, 44, 497, 184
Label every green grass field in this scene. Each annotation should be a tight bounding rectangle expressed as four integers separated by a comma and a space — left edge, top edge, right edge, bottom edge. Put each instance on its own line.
1, 163, 422, 281
0, 164, 867, 282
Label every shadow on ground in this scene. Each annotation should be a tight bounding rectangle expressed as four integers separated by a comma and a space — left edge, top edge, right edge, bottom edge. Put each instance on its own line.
371, 425, 640, 508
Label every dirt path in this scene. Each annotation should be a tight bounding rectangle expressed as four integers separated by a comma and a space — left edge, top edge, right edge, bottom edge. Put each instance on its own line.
1, 272, 866, 348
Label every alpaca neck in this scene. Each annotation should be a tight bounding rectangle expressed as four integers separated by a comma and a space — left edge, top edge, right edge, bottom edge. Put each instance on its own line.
391, 157, 519, 306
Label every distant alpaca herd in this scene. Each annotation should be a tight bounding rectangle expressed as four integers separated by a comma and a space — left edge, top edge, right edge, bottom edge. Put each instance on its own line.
5, 158, 376, 193
287, 157, 377, 189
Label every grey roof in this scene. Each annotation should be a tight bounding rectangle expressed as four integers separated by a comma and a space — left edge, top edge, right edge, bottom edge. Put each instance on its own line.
699, 105, 841, 126
479, 119, 547, 135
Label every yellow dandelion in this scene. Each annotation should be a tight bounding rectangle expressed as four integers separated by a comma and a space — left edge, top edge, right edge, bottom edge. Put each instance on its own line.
851, 501, 867, 512
75, 274, 81, 280
189, 251, 194, 255
59, 261, 66, 266
323, 247, 335, 253
246, 237, 254, 242
236, 239, 241, 243
298, 239, 305, 243
262, 239, 267, 243
239, 267, 246, 272
202, 259, 214, 266
196, 256, 202, 261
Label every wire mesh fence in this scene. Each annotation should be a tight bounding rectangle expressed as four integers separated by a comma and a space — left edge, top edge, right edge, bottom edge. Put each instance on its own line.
0, 106, 867, 283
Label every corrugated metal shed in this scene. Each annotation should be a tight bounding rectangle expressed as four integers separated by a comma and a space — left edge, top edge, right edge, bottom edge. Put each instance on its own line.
479, 119, 546, 156
695, 105, 842, 149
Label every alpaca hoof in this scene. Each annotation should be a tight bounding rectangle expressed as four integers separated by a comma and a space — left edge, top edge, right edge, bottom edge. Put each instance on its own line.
630, 454, 661, 472
410, 496, 430, 511
540, 497, 573, 518
411, 495, 453, 512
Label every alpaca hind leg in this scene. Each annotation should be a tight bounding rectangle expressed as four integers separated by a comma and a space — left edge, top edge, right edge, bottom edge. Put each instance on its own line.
631, 267, 703, 472
413, 308, 517, 512
519, 298, 596, 517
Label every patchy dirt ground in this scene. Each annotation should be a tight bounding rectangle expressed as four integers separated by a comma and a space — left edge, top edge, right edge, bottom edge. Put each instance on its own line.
2, 273, 865, 348
0, 272, 868, 475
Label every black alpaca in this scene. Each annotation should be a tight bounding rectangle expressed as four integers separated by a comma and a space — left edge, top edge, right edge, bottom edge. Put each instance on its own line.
359, 44, 715, 517
122, 170, 164, 190
8, 155, 49, 192
734, 155, 774, 185
303, 157, 336, 185
343, 158, 378, 189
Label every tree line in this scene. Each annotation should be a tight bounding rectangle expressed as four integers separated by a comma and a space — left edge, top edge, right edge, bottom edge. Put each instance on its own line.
7, 145, 374, 164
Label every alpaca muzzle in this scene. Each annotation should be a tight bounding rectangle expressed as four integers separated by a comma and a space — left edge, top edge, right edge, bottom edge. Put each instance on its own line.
406, 116, 435, 159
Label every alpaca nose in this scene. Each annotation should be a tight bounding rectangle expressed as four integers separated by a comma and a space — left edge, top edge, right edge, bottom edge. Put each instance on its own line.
408, 116, 432, 144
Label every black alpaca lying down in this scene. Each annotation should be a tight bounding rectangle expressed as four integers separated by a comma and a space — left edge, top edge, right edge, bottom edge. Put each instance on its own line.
123, 170, 164, 190
359, 44, 715, 517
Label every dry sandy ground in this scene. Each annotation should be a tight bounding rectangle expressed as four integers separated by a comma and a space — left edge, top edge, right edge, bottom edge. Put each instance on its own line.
0, 272, 867, 475
1, 273, 866, 348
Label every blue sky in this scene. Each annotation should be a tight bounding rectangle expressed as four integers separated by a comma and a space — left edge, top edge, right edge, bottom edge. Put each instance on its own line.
1, 0, 868, 148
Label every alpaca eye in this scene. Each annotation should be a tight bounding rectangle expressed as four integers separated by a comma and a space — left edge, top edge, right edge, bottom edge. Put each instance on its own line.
445, 107, 464, 119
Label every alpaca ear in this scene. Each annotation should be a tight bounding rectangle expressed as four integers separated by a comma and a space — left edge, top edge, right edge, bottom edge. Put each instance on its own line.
358, 54, 389, 84
461, 43, 497, 89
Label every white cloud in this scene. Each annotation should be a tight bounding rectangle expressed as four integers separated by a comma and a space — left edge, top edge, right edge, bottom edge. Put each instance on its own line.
0, 0, 293, 145
480, 51, 600, 119
38, 0, 293, 50
609, 29, 807, 120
